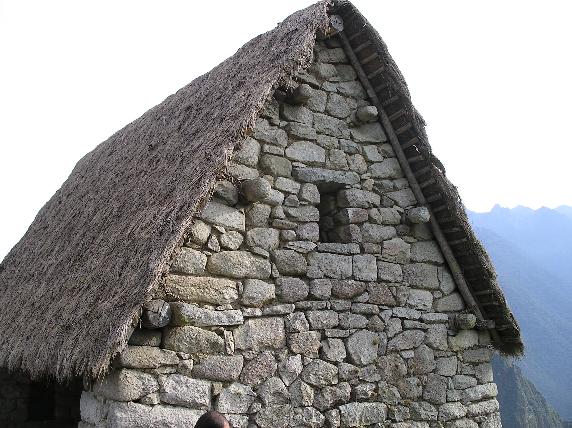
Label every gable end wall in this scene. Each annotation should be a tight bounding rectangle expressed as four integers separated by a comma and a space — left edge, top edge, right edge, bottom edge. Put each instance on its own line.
79, 39, 502, 428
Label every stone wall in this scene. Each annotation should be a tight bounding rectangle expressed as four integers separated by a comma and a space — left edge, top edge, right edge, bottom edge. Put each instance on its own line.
79, 38, 502, 428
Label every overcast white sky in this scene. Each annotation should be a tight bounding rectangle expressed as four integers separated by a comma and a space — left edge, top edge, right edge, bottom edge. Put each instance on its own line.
1, 0, 571, 258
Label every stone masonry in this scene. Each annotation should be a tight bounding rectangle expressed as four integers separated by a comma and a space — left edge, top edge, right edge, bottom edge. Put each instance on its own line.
79, 38, 502, 428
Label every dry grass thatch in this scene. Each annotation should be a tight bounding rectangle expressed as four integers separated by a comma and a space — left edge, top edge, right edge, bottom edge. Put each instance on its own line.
0, 0, 521, 383
0, 1, 331, 382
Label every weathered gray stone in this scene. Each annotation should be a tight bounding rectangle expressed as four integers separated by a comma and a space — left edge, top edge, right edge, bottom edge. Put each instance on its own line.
199, 200, 245, 231
278, 354, 303, 386
106, 402, 202, 428
350, 122, 386, 143
403, 263, 439, 289
346, 330, 379, 365
339, 312, 368, 329
337, 80, 367, 99
165, 275, 238, 305
306, 310, 339, 329
292, 167, 359, 190
301, 360, 338, 387
260, 154, 292, 177
314, 382, 351, 411
308, 252, 352, 279
170, 303, 243, 327
284, 205, 320, 222
355, 105, 378, 122
118, 346, 179, 369
296, 222, 320, 241
284, 311, 310, 332
227, 163, 258, 180
219, 231, 243, 250
347, 153, 368, 173
366, 283, 395, 306
386, 188, 417, 208
475, 362, 494, 384
453, 374, 478, 390
241, 279, 275, 307
409, 401, 438, 421
285, 141, 326, 165
263, 303, 295, 315
352, 254, 377, 281
207, 251, 271, 279
406, 206, 431, 224
313, 112, 349, 138
254, 404, 293, 428
455, 313, 478, 330
435, 292, 466, 312
369, 207, 401, 225
275, 277, 309, 302
326, 93, 355, 118
292, 406, 326, 428
242, 178, 272, 203
272, 250, 308, 276
216, 382, 256, 414
337, 188, 381, 208
214, 180, 239, 207
320, 338, 347, 363
362, 223, 397, 243
239, 351, 277, 387
387, 330, 425, 351
309, 279, 332, 300
411, 241, 444, 264
233, 317, 286, 351
407, 289, 434, 311
288, 331, 322, 357
462, 383, 498, 403
317, 243, 360, 254
94, 369, 158, 402
244, 227, 279, 252
410, 344, 436, 374
377, 261, 403, 282
426, 324, 449, 351
128, 329, 161, 347
163, 326, 225, 354
233, 137, 260, 167
334, 208, 368, 224
158, 374, 210, 408
382, 237, 411, 263
397, 377, 423, 400
191, 355, 243, 382
466, 399, 499, 417
423, 374, 448, 404
258, 376, 290, 406
284, 122, 318, 140
282, 104, 313, 125
369, 158, 403, 179
339, 402, 387, 426
187, 220, 211, 245
436, 356, 458, 377
254, 120, 288, 146
170, 247, 207, 275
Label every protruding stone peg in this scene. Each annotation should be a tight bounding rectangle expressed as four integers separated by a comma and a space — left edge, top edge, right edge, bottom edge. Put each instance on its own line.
141, 299, 171, 329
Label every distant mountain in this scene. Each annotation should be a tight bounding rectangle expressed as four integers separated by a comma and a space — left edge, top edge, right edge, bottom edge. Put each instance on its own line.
493, 356, 564, 428
469, 205, 572, 420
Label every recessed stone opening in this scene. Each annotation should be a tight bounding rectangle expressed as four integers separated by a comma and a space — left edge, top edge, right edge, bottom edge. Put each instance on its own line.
0, 369, 81, 427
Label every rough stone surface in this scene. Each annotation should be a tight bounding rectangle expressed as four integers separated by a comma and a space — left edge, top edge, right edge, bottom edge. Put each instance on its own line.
164, 275, 238, 305
88, 40, 501, 428
233, 318, 286, 351
159, 374, 210, 408
208, 251, 271, 279
191, 355, 244, 382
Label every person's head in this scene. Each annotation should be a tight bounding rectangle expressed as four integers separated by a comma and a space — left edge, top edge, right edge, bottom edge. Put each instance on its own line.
195, 410, 231, 428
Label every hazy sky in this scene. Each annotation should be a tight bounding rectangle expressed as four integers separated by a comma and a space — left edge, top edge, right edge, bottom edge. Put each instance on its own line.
1, 0, 571, 258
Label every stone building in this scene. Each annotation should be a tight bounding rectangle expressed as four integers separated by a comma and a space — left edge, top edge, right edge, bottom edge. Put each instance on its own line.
0, 1, 522, 427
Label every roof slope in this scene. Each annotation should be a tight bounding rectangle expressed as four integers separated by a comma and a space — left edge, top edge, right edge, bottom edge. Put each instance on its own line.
0, 1, 330, 382
0, 1, 521, 382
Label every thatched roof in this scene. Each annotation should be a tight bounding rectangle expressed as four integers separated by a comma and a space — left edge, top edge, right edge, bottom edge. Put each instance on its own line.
0, 0, 521, 382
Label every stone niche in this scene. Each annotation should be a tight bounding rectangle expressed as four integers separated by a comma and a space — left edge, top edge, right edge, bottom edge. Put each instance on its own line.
0, 369, 81, 427
78, 38, 502, 428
